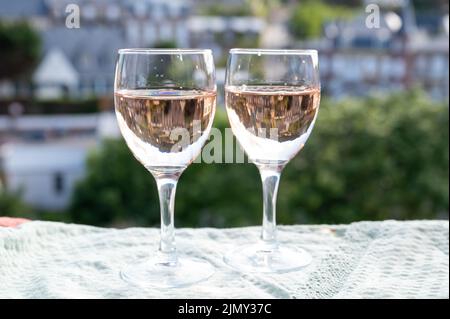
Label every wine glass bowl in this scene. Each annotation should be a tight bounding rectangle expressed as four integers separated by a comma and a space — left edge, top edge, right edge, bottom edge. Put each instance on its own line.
225, 85, 320, 164
115, 49, 216, 172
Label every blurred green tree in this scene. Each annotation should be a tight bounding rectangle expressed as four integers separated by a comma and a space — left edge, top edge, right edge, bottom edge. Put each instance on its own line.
152, 40, 177, 49
246, 0, 281, 17
197, 2, 253, 16
289, 0, 355, 39
69, 139, 158, 226
0, 21, 41, 80
412, 0, 449, 12
70, 90, 449, 227
0, 188, 30, 217
281, 90, 449, 224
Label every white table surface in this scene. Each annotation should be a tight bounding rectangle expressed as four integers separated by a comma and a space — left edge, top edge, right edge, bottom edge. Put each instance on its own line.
0, 220, 448, 299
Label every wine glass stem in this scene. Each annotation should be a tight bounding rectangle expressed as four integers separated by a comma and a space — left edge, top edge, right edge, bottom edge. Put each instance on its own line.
259, 168, 282, 251
156, 177, 179, 265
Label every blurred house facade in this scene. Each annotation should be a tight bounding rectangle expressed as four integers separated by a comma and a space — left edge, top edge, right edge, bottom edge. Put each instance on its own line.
0, 113, 119, 210
0, 0, 447, 100
1, 141, 90, 210
0, 0, 266, 100
0, 0, 191, 99
300, 0, 449, 99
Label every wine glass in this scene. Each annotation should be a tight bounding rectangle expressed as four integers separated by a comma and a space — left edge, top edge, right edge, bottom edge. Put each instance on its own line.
114, 49, 216, 288
224, 49, 320, 273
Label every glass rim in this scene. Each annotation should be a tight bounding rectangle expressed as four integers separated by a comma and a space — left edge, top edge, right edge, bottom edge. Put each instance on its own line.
229, 48, 318, 55
118, 48, 212, 55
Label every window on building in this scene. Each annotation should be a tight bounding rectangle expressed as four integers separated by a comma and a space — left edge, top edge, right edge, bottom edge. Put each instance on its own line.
54, 172, 64, 195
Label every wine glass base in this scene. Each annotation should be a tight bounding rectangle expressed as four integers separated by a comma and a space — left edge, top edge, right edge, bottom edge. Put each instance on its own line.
120, 256, 215, 289
224, 244, 312, 274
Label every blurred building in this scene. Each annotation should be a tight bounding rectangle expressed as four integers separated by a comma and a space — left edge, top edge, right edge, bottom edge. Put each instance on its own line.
0, 0, 191, 99
33, 48, 80, 99
0, 0, 448, 100
188, 16, 265, 58
0, 0, 269, 100
304, 0, 450, 99
0, 113, 119, 210
1, 141, 90, 210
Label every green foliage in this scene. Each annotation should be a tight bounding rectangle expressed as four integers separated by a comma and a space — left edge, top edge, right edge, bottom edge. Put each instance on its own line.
69, 90, 449, 227
198, 3, 252, 16
0, 188, 30, 217
0, 21, 41, 79
281, 90, 449, 224
69, 140, 158, 226
234, 32, 260, 49
289, 0, 355, 40
246, 0, 281, 17
198, 0, 282, 17
152, 40, 177, 49
412, 0, 448, 12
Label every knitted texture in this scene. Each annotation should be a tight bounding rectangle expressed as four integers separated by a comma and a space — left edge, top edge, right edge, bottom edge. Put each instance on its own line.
0, 220, 448, 298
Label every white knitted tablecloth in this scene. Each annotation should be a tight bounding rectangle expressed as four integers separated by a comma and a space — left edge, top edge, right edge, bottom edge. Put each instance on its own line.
0, 220, 448, 299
